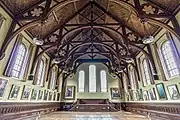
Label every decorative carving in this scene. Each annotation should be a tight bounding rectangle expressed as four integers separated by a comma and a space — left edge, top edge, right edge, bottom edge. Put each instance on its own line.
127, 34, 137, 41
31, 7, 43, 17
143, 5, 156, 14
49, 35, 58, 42
59, 50, 66, 56
119, 49, 127, 56
141, 3, 158, 15
23, 6, 45, 17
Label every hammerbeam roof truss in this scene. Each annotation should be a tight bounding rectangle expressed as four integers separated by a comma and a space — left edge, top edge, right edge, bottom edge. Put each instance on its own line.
0, 0, 179, 72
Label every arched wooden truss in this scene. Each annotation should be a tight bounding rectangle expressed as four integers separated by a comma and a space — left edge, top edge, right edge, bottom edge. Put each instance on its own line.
0, 0, 179, 79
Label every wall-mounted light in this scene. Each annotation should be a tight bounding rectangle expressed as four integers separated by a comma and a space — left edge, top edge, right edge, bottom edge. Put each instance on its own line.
53, 57, 61, 64
33, 37, 44, 45
33, 22, 44, 45
125, 58, 133, 63
142, 20, 155, 44
142, 36, 154, 44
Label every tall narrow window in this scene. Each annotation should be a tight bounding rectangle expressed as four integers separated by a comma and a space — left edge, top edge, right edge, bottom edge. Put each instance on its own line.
89, 65, 96, 92
161, 40, 180, 78
100, 70, 107, 92
142, 59, 151, 86
130, 68, 136, 90
37, 59, 45, 86
78, 70, 85, 92
0, 14, 5, 29
11, 43, 27, 78
50, 69, 56, 89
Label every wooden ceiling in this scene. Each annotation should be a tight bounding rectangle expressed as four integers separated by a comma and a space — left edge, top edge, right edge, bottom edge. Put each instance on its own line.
0, 0, 179, 73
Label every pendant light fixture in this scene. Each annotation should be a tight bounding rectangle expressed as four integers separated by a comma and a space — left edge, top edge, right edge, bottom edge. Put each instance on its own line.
33, 22, 44, 45
142, 20, 155, 44
125, 57, 133, 63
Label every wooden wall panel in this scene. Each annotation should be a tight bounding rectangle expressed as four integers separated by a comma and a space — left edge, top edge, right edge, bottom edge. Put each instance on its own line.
0, 102, 60, 120
121, 102, 180, 120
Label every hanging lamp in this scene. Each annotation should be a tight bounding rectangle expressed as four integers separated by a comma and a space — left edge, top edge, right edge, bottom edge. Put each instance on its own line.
33, 23, 44, 45
142, 20, 155, 44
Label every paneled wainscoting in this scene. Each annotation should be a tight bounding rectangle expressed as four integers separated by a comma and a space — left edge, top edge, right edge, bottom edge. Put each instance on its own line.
62, 99, 118, 112
0, 102, 60, 120
121, 102, 180, 120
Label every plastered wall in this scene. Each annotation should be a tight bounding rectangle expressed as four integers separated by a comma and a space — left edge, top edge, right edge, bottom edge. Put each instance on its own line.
0, 8, 59, 102
124, 11, 180, 102
64, 63, 124, 103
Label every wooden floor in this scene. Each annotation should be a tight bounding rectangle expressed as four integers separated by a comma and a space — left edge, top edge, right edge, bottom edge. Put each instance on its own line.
39, 111, 151, 120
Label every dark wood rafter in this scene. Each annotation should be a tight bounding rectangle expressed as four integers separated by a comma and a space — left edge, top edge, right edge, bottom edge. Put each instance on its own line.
144, 0, 175, 13
0, 1, 91, 59
43, 1, 91, 39
31, 24, 155, 74
92, 1, 143, 37
43, 0, 52, 18
0, 0, 179, 60
14, 0, 46, 20
0, 0, 179, 85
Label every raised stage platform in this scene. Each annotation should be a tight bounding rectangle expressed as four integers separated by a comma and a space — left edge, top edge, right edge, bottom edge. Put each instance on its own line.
70, 99, 118, 112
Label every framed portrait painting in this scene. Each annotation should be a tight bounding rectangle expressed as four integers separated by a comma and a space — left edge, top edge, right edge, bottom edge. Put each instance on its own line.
143, 91, 150, 101
167, 84, 180, 100
111, 88, 121, 99
148, 88, 156, 100
31, 89, 39, 100
21, 85, 31, 100
38, 90, 43, 100
0, 78, 8, 98
65, 86, 75, 100
9, 85, 20, 99
156, 83, 167, 100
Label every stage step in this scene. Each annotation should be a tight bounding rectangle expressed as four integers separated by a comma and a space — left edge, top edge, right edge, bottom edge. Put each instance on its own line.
69, 99, 118, 112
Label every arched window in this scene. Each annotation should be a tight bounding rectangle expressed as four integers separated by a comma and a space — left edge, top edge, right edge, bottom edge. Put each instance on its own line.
78, 70, 85, 92
0, 14, 5, 29
50, 69, 56, 89
89, 65, 96, 92
161, 40, 180, 78
37, 59, 45, 86
142, 59, 151, 86
130, 68, 136, 90
100, 70, 107, 92
11, 43, 27, 78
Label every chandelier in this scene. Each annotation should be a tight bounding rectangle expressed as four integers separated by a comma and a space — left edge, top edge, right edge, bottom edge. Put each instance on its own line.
33, 23, 44, 45
142, 20, 155, 44
142, 36, 154, 44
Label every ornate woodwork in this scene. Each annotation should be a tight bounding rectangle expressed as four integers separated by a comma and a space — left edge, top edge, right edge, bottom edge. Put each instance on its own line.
0, 0, 179, 95
122, 102, 180, 120
0, 102, 60, 120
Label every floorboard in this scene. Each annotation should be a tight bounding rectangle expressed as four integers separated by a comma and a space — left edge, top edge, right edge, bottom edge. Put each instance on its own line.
39, 111, 150, 120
